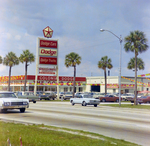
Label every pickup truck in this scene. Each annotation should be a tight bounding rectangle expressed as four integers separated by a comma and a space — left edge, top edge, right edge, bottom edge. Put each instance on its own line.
16, 91, 40, 103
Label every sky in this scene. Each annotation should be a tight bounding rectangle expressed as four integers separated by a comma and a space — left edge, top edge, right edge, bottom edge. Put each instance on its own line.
0, 0, 150, 78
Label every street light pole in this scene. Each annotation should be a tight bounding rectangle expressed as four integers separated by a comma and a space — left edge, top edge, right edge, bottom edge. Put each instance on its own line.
100, 29, 122, 106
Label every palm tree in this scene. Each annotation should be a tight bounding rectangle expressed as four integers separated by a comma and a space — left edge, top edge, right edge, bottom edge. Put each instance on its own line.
127, 57, 144, 70
98, 56, 113, 95
19, 50, 35, 92
124, 30, 148, 105
0, 56, 2, 64
65, 52, 81, 98
3, 52, 19, 91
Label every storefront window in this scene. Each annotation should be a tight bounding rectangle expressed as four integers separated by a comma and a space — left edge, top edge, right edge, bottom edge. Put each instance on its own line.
37, 86, 43, 91
64, 87, 68, 92
14, 86, 20, 91
79, 87, 83, 92
29, 86, 34, 91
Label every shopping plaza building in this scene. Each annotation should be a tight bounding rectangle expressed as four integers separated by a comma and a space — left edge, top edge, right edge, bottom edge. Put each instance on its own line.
0, 75, 149, 94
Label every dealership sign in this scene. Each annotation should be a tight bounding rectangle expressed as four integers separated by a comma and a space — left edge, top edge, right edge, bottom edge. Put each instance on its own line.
38, 38, 58, 66
39, 67, 56, 75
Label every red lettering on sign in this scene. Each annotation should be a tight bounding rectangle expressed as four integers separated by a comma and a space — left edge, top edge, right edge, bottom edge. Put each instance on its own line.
40, 40, 57, 48
39, 57, 57, 65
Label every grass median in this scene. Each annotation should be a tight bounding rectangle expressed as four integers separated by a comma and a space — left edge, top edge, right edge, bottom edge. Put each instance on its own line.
100, 103, 150, 109
0, 121, 140, 146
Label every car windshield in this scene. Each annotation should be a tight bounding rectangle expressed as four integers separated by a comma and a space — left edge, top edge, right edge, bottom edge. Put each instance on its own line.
82, 95, 93, 98
140, 96, 147, 99
0, 93, 17, 98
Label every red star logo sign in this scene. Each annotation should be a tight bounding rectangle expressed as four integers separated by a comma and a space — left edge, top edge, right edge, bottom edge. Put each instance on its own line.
43, 26, 53, 38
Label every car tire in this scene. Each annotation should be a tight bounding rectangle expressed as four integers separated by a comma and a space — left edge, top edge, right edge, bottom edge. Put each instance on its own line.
101, 99, 106, 102
20, 108, 25, 113
33, 101, 36, 103
116, 99, 119, 102
82, 101, 87, 106
1, 109, 7, 113
71, 100, 75, 106
94, 104, 97, 107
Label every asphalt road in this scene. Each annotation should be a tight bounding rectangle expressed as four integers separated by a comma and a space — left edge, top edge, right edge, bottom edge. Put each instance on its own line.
0, 102, 150, 146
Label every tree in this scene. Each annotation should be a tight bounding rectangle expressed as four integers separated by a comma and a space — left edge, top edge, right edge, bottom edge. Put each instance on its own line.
127, 57, 144, 70
98, 56, 113, 95
0, 56, 2, 64
3, 52, 19, 91
65, 52, 81, 98
124, 30, 148, 105
19, 50, 35, 92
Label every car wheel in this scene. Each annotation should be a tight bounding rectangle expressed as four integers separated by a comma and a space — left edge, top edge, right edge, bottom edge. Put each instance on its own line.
1, 109, 7, 113
33, 101, 36, 103
94, 104, 97, 107
71, 100, 75, 106
101, 99, 106, 102
20, 108, 25, 113
146, 101, 149, 104
116, 99, 119, 102
82, 101, 87, 106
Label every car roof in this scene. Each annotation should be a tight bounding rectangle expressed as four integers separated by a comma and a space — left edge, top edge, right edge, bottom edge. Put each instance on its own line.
0, 91, 14, 93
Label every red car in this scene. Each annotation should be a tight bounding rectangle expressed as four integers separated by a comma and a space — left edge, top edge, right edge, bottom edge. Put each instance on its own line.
138, 96, 150, 104
98, 95, 121, 102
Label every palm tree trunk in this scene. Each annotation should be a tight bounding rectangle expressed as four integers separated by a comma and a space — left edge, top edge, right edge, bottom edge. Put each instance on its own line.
73, 65, 76, 98
24, 62, 27, 92
8, 66, 11, 91
104, 69, 107, 95
134, 53, 137, 105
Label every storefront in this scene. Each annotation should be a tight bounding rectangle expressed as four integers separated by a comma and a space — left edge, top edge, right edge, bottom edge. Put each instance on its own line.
0, 75, 86, 93
0, 75, 149, 94
85, 76, 150, 94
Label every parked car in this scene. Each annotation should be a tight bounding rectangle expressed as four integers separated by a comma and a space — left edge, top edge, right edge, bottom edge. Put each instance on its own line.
121, 93, 134, 101
39, 91, 56, 100
130, 96, 150, 104
62, 92, 73, 100
0, 91, 29, 113
98, 94, 121, 102
75, 92, 84, 97
36, 91, 44, 96
56, 92, 65, 99
70, 94, 100, 107
16, 91, 40, 103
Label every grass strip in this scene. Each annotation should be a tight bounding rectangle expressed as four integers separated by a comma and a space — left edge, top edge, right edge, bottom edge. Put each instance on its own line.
0, 121, 140, 146
100, 104, 150, 109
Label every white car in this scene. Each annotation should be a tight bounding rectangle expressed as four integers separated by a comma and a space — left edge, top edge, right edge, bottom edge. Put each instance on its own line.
121, 93, 134, 101
0, 91, 29, 113
70, 94, 100, 107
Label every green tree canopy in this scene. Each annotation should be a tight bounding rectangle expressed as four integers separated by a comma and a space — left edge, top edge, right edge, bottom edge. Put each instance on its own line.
0, 56, 2, 64
124, 30, 148, 105
19, 49, 35, 92
98, 56, 113, 95
65, 52, 81, 98
127, 57, 144, 70
3, 52, 19, 91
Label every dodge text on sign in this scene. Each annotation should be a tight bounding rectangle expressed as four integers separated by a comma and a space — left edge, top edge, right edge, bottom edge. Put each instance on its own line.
40, 40, 57, 48
39, 48, 57, 56
39, 57, 57, 65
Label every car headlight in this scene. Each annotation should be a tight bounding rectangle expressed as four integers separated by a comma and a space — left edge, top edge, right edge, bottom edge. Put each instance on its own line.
4, 102, 11, 106
23, 102, 28, 105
